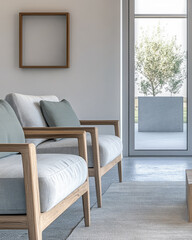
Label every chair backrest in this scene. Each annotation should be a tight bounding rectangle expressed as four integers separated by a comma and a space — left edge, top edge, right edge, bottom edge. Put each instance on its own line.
0, 100, 25, 158
5, 93, 59, 145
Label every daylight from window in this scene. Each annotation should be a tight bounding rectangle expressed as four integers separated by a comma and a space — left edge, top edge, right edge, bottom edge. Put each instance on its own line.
134, 0, 187, 150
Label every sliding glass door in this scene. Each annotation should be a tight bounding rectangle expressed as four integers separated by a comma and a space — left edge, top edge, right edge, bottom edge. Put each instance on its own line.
128, 0, 192, 155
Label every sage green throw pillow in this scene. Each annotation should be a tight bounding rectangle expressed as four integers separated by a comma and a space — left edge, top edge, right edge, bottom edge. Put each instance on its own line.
40, 99, 80, 127
0, 100, 25, 158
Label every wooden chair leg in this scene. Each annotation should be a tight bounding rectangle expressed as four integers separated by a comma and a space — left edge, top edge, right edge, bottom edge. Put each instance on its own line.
82, 187, 90, 227
90, 128, 102, 208
94, 171, 102, 208
22, 145, 42, 240
118, 159, 123, 182
28, 224, 42, 240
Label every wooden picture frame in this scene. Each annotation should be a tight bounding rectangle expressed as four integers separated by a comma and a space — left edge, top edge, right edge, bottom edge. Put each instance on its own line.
19, 12, 70, 68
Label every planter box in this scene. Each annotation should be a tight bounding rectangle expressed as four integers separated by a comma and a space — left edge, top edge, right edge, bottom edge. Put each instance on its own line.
138, 97, 183, 132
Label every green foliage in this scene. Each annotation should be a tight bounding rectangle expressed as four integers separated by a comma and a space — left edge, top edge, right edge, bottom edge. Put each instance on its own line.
135, 25, 186, 96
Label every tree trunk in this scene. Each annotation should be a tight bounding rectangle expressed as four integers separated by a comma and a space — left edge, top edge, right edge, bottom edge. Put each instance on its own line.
151, 82, 156, 96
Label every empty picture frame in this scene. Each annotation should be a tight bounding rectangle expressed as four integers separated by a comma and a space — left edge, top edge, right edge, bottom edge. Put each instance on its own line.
19, 12, 70, 68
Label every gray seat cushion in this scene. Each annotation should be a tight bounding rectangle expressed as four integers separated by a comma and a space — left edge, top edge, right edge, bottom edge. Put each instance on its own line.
0, 154, 87, 214
37, 135, 122, 168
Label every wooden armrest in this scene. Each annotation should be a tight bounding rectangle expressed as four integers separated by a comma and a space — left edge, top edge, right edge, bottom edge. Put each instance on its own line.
23, 128, 88, 163
23, 127, 96, 135
24, 129, 85, 139
0, 143, 33, 154
80, 120, 120, 137
80, 120, 119, 125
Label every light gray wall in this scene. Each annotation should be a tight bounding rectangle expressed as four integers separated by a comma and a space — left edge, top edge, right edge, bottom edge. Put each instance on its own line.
0, 0, 120, 125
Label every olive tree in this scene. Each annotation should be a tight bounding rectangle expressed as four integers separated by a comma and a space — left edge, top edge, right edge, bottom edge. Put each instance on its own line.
135, 25, 185, 96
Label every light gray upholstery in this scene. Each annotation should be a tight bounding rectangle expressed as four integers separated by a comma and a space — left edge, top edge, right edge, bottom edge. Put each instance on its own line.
37, 135, 122, 168
0, 100, 25, 158
0, 154, 87, 214
40, 99, 80, 127
5, 93, 59, 146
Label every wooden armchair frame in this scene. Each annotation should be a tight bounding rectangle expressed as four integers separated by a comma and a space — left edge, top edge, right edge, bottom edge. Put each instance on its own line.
24, 120, 122, 208
0, 130, 90, 240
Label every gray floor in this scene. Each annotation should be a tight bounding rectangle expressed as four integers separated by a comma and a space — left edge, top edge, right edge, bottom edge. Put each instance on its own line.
135, 123, 187, 150
1, 157, 192, 239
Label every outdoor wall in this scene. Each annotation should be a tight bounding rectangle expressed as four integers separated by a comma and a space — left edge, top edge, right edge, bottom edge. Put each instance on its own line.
0, 0, 120, 133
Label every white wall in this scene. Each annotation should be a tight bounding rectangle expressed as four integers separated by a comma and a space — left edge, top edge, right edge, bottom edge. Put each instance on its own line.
0, 0, 120, 125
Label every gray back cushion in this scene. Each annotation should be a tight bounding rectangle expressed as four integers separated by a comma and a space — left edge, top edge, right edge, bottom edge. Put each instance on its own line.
5, 93, 59, 146
40, 99, 80, 127
0, 100, 25, 158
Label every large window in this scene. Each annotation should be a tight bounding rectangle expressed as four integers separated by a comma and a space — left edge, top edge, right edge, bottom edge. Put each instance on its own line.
128, 0, 190, 155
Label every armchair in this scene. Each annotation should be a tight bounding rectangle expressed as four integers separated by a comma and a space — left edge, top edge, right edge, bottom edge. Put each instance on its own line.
0, 100, 90, 240
6, 93, 123, 208
25, 120, 122, 208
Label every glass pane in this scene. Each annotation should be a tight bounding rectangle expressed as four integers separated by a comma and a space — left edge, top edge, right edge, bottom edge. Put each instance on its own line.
135, 0, 187, 14
134, 18, 187, 150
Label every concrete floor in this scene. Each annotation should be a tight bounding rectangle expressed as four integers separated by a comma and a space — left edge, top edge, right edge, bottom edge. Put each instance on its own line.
1, 157, 192, 239
135, 123, 187, 150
